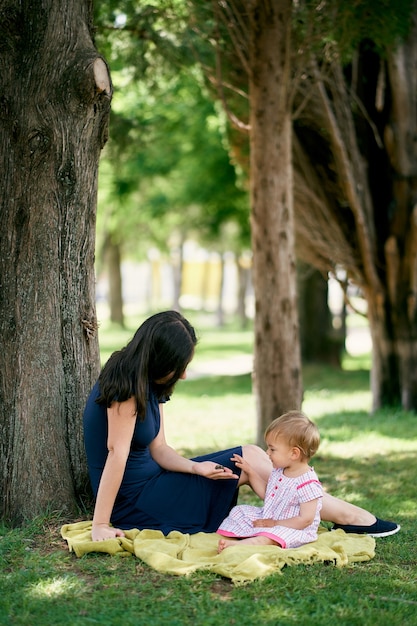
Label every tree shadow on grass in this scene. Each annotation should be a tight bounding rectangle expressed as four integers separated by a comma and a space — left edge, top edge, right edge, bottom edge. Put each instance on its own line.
182, 365, 371, 398
179, 373, 252, 398
303, 363, 370, 394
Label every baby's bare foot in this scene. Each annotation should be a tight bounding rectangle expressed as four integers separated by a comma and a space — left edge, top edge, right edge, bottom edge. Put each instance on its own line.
218, 538, 237, 553
218, 539, 227, 553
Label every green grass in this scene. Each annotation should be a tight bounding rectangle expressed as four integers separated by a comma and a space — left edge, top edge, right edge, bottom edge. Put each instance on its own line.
1, 314, 417, 626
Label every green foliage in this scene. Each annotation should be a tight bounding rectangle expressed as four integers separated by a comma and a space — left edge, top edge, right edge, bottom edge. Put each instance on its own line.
97, 69, 249, 261
94, 0, 191, 76
293, 0, 415, 61
329, 0, 414, 56
94, 0, 251, 269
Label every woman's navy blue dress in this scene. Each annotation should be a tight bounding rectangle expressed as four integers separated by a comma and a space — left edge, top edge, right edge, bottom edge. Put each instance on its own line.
83, 381, 241, 535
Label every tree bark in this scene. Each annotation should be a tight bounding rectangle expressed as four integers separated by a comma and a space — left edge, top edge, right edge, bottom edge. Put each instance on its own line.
0, 0, 111, 523
248, 0, 302, 443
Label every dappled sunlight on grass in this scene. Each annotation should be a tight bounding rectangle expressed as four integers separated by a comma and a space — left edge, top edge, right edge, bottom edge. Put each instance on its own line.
303, 391, 372, 417
28, 576, 82, 598
319, 434, 417, 457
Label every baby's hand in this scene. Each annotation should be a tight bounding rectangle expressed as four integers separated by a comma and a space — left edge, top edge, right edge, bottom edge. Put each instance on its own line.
231, 453, 251, 474
253, 518, 276, 528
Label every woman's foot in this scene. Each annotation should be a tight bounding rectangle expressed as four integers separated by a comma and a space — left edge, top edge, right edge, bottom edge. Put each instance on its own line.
332, 517, 400, 537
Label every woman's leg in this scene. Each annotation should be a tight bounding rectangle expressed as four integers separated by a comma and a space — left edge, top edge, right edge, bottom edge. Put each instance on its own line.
321, 493, 400, 536
321, 493, 375, 525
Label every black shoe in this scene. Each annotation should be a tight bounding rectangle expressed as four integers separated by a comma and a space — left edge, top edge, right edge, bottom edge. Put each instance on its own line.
332, 518, 400, 538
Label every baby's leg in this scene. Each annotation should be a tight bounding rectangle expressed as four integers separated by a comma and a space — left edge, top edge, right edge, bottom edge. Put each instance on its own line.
218, 535, 278, 552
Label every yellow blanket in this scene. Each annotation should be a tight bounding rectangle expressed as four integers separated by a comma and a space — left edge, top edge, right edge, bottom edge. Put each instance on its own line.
60, 521, 375, 585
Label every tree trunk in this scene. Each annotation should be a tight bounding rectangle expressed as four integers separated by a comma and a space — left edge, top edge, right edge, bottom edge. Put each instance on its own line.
103, 233, 125, 327
216, 253, 226, 327
171, 238, 184, 312
248, 0, 302, 444
0, 0, 111, 523
370, 26, 417, 411
365, 73, 417, 409
236, 255, 251, 329
298, 263, 344, 366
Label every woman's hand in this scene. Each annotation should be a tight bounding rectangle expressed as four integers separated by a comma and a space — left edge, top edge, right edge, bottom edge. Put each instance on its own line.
192, 460, 239, 480
91, 523, 125, 542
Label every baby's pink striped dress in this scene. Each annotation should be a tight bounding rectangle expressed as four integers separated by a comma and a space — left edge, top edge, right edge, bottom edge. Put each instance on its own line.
217, 466, 323, 549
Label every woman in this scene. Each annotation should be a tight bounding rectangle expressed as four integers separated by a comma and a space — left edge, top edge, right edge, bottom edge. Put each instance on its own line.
83, 310, 399, 541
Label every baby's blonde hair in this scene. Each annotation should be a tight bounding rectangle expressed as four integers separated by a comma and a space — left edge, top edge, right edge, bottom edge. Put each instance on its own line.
264, 410, 320, 460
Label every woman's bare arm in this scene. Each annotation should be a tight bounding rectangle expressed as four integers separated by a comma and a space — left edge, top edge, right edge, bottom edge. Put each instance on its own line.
91, 398, 136, 541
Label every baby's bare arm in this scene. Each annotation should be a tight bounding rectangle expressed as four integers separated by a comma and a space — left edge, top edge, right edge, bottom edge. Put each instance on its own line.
231, 453, 267, 499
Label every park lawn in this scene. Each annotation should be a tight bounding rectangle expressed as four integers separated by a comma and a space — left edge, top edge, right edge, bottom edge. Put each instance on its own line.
1, 315, 416, 626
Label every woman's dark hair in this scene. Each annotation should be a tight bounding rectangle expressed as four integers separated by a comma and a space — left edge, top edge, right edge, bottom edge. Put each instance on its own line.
97, 310, 197, 419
